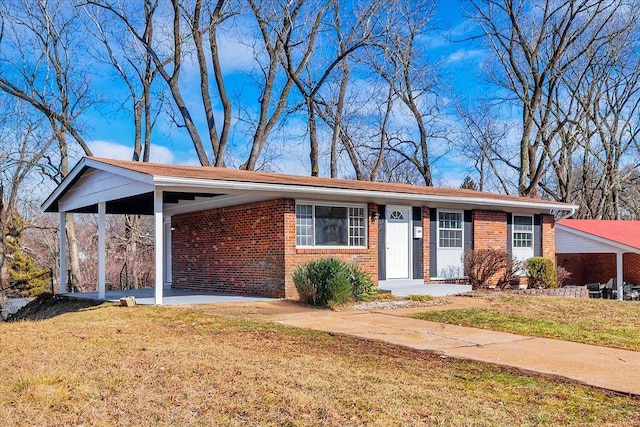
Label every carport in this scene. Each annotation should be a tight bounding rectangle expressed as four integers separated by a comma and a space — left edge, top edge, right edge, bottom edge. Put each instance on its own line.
556, 219, 640, 300
41, 157, 280, 305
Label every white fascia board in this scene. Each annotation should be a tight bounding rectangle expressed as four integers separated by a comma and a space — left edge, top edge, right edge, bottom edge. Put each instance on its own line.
41, 157, 155, 212
153, 176, 576, 213
556, 224, 640, 254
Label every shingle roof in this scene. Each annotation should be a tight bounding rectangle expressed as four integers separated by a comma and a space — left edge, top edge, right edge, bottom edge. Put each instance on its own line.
558, 219, 640, 251
91, 157, 569, 207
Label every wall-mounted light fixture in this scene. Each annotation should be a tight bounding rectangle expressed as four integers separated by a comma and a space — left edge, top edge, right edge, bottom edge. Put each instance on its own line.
170, 224, 177, 231
369, 210, 380, 221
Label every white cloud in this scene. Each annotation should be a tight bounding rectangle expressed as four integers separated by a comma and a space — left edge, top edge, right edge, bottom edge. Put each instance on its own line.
446, 48, 484, 64
87, 140, 176, 164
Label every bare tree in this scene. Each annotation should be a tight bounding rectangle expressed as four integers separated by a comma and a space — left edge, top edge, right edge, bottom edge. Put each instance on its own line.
0, 105, 54, 289
88, 0, 235, 166
470, 0, 624, 196
455, 102, 515, 193
0, 0, 97, 291
366, 0, 446, 186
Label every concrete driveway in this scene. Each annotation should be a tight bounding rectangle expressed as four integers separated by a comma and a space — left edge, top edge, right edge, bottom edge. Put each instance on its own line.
213, 299, 640, 396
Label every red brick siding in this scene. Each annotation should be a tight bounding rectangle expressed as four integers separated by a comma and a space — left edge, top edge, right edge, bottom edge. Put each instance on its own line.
283, 202, 379, 299
473, 210, 508, 250
557, 253, 616, 286
171, 199, 559, 296
558, 252, 640, 286
624, 253, 640, 284
541, 214, 555, 264
171, 199, 287, 297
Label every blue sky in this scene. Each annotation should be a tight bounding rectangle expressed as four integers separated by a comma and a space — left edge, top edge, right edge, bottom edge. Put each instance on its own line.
81, 0, 488, 186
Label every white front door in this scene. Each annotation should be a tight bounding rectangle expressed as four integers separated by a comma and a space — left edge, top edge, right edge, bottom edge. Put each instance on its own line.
386, 206, 411, 279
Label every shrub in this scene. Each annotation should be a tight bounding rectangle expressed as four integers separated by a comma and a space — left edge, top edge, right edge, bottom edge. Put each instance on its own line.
292, 263, 317, 305
497, 258, 524, 290
342, 264, 376, 301
407, 294, 434, 302
326, 270, 352, 308
525, 257, 558, 288
556, 266, 572, 287
463, 249, 511, 290
292, 258, 375, 307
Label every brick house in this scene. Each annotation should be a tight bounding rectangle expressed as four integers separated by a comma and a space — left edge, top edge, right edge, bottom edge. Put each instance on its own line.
556, 219, 640, 300
42, 157, 576, 304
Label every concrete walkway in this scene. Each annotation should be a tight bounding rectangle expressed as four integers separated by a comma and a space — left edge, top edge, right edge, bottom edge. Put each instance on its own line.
249, 303, 640, 396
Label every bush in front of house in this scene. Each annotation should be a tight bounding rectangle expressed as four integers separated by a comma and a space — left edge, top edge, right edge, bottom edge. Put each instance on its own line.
342, 263, 376, 301
292, 258, 375, 307
463, 249, 511, 290
525, 257, 558, 288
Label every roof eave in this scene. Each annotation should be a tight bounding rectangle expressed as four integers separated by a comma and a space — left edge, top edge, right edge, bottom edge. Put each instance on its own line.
41, 157, 156, 213
153, 176, 577, 213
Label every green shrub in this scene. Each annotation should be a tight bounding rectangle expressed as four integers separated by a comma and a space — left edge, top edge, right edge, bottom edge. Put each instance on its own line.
525, 257, 558, 288
292, 263, 317, 305
292, 258, 376, 307
342, 264, 376, 301
407, 294, 434, 302
326, 270, 352, 308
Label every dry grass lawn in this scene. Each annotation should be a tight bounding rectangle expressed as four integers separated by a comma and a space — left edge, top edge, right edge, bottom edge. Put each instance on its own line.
1, 299, 639, 426
412, 295, 640, 351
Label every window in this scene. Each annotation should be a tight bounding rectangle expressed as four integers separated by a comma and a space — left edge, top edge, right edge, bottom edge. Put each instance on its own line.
438, 211, 463, 248
296, 203, 366, 247
389, 210, 404, 220
513, 215, 533, 248
295, 204, 313, 246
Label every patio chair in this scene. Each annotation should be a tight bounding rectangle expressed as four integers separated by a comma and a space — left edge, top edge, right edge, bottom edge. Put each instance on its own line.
586, 282, 602, 298
623, 284, 640, 301
602, 278, 616, 299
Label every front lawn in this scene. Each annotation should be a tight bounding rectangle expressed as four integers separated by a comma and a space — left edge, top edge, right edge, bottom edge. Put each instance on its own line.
412, 295, 640, 351
0, 300, 638, 426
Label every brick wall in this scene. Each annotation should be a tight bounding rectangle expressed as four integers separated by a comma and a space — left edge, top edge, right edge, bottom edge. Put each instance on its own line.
558, 252, 640, 286
283, 202, 379, 299
171, 199, 287, 297
473, 210, 508, 250
541, 214, 555, 263
558, 253, 616, 286
171, 199, 561, 298
512, 286, 588, 298
624, 253, 640, 284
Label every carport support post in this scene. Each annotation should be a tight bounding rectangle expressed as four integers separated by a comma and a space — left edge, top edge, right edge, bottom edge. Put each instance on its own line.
616, 251, 623, 301
154, 189, 164, 305
98, 202, 106, 299
59, 212, 67, 294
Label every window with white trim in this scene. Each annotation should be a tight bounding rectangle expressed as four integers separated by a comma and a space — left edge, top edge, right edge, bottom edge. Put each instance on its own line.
513, 215, 533, 248
438, 211, 463, 248
295, 203, 366, 247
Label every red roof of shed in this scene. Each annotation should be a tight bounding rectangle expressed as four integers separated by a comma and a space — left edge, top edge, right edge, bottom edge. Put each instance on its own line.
558, 219, 640, 251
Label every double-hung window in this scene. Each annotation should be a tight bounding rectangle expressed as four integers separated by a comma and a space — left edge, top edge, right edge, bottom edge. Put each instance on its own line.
512, 215, 533, 248
438, 211, 463, 248
295, 203, 366, 247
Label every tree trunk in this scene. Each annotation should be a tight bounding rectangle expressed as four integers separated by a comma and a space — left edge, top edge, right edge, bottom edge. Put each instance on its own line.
65, 214, 84, 292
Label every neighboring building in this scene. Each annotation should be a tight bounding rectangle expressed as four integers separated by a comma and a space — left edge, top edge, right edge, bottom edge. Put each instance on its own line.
42, 157, 576, 304
556, 220, 640, 295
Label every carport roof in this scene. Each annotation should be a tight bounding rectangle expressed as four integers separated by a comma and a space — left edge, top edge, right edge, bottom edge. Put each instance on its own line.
558, 219, 640, 251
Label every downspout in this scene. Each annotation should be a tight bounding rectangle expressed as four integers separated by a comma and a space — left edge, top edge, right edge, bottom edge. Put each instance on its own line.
551, 207, 577, 221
